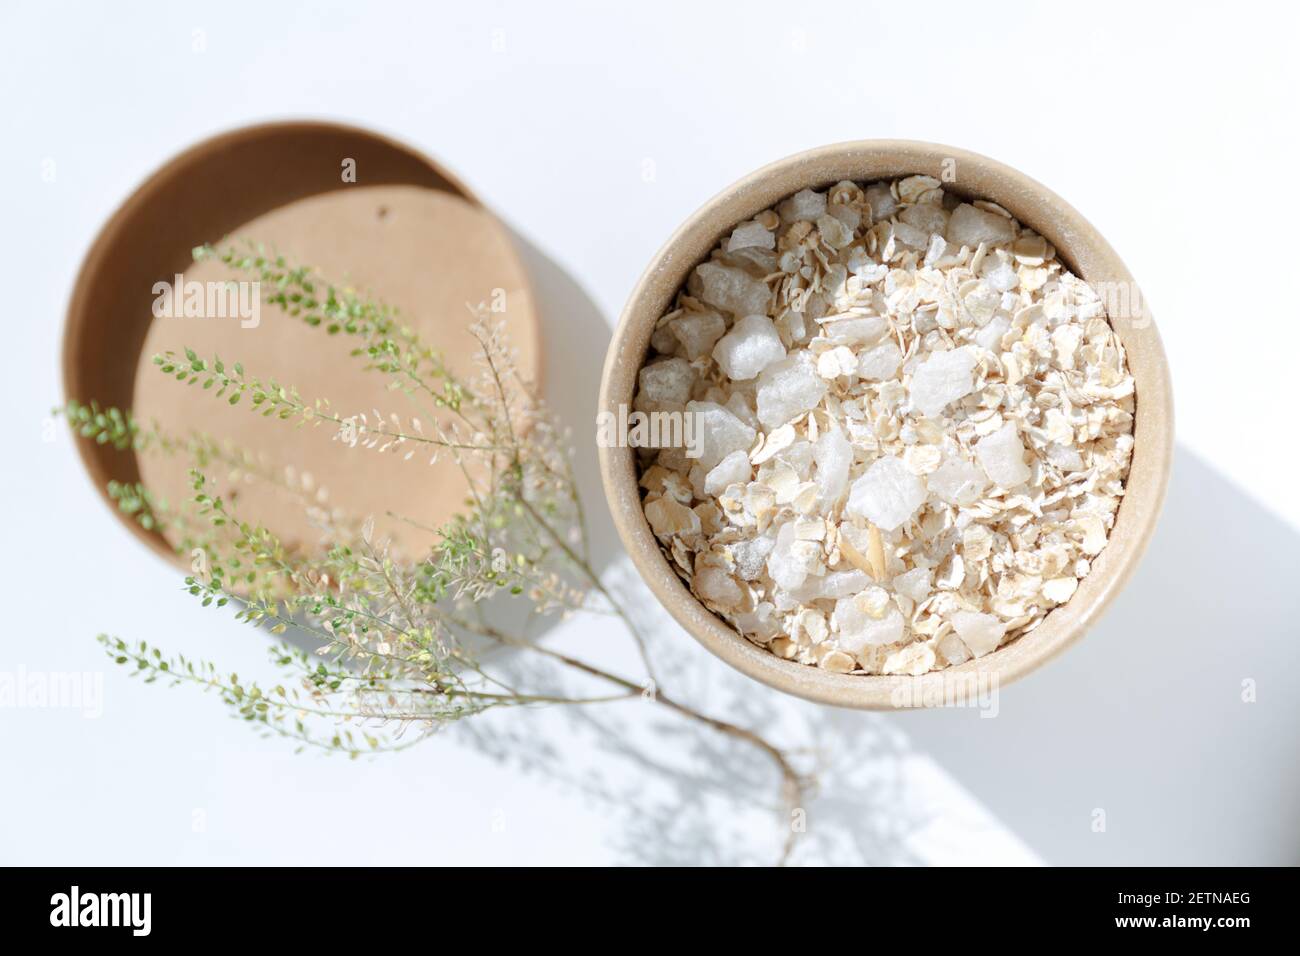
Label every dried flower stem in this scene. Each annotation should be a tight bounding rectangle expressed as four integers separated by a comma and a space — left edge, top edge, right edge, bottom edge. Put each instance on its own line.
78, 244, 810, 864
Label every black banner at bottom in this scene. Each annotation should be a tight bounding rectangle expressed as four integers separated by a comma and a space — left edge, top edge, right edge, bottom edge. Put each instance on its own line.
0, 866, 1291, 939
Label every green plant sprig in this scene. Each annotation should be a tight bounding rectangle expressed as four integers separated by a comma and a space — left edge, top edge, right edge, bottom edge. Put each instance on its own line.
85, 244, 812, 864
195, 243, 474, 416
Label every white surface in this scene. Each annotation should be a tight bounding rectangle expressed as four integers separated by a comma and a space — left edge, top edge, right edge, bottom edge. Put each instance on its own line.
1, 0, 1295, 865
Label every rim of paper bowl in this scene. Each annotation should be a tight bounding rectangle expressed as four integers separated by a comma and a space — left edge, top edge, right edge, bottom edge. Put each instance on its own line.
598, 140, 1173, 710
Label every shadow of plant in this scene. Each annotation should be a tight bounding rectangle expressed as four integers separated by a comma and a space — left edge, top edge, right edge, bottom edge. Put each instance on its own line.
456, 561, 928, 866
446, 233, 930, 866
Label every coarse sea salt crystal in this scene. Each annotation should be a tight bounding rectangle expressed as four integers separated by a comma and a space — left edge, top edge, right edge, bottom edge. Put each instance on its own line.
951, 610, 1006, 657
946, 203, 1014, 247
704, 449, 751, 496
756, 352, 828, 428
984, 258, 1019, 292
910, 347, 978, 418
734, 602, 779, 642
731, 533, 775, 581
727, 220, 775, 252
900, 203, 949, 236
974, 314, 1010, 352
938, 633, 972, 666
892, 222, 929, 250
688, 262, 771, 317
864, 182, 897, 221
817, 346, 858, 379
725, 392, 757, 427
1046, 443, 1084, 472
845, 455, 927, 531
694, 565, 742, 608
670, 310, 726, 360
777, 438, 814, 474
893, 567, 932, 603
975, 422, 1031, 487
833, 596, 904, 653
828, 203, 861, 232
637, 357, 695, 407
814, 427, 852, 506
687, 400, 756, 472
650, 323, 679, 354
928, 456, 988, 506
712, 314, 786, 381
778, 188, 827, 223
767, 521, 823, 589
858, 340, 903, 381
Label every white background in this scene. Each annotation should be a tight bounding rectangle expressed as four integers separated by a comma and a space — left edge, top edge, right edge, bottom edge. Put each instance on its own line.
2, 0, 1296, 865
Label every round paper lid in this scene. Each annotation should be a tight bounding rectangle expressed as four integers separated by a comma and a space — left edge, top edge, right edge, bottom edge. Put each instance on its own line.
63, 121, 541, 565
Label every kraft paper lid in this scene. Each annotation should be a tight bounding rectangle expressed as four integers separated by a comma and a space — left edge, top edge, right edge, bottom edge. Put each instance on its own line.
63, 122, 541, 565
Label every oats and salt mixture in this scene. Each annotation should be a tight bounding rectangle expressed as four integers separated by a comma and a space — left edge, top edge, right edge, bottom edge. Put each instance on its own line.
635, 177, 1135, 675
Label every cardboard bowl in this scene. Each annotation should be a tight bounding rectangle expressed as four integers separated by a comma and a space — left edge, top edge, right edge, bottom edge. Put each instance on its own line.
599, 141, 1173, 709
